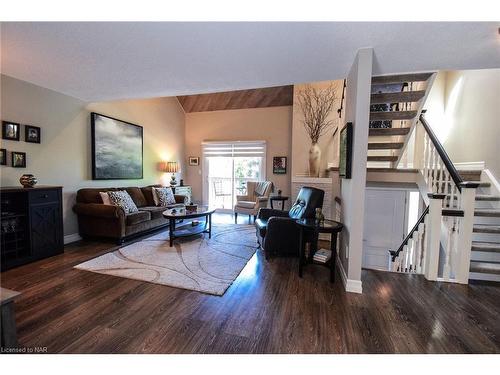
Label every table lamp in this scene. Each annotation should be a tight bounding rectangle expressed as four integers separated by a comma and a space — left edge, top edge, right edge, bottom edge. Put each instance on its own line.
163, 161, 180, 186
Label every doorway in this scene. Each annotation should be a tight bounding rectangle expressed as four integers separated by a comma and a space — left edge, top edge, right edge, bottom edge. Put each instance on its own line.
362, 188, 418, 271
202, 141, 266, 211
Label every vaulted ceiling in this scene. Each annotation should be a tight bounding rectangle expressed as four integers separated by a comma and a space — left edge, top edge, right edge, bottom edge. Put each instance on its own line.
177, 85, 293, 112
1, 22, 498, 101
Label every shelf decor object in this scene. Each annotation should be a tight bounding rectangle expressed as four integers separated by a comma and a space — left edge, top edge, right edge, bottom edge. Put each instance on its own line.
19, 174, 38, 188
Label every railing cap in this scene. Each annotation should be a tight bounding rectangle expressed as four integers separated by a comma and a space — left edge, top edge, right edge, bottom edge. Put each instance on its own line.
459, 181, 480, 189
427, 193, 447, 199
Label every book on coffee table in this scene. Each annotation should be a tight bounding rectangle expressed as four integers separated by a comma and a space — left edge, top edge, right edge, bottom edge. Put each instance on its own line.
313, 248, 332, 263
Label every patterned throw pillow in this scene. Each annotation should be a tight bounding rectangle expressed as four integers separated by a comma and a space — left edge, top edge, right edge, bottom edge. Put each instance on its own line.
153, 187, 176, 206
107, 190, 139, 214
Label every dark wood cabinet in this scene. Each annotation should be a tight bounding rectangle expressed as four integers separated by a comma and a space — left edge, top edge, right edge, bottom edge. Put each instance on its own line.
1, 186, 63, 271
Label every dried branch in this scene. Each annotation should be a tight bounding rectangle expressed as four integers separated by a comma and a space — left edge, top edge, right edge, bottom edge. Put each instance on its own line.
297, 84, 339, 144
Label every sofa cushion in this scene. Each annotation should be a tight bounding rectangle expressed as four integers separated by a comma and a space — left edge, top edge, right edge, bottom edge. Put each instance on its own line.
108, 191, 139, 214
138, 206, 166, 220
236, 200, 256, 209
255, 218, 267, 237
141, 185, 162, 206
125, 187, 148, 207
153, 187, 176, 206
126, 211, 151, 226
77, 187, 119, 204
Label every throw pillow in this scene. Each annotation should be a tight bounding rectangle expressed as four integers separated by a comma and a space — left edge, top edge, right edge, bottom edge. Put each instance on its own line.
153, 187, 176, 206
99, 192, 112, 205
107, 190, 139, 214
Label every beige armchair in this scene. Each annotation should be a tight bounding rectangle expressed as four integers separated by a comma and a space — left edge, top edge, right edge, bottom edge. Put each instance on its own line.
234, 181, 273, 223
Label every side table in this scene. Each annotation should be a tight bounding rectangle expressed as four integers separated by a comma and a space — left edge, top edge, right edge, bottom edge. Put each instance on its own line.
296, 218, 343, 283
269, 195, 289, 210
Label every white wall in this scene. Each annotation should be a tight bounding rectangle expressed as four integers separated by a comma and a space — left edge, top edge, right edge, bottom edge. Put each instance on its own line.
0, 75, 186, 237
339, 48, 373, 293
424, 69, 500, 178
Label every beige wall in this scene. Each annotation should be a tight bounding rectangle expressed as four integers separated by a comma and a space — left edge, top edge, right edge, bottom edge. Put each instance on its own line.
425, 69, 500, 178
292, 80, 343, 177
0, 75, 185, 237
184, 107, 292, 204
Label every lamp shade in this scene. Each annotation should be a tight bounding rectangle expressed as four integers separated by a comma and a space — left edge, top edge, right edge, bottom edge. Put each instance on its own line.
163, 161, 179, 173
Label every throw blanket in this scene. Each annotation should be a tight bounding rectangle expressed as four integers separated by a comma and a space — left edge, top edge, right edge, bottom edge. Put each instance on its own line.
254, 181, 272, 197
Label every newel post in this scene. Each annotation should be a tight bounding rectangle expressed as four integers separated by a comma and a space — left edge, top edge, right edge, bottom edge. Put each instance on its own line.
455, 182, 479, 284
424, 193, 445, 281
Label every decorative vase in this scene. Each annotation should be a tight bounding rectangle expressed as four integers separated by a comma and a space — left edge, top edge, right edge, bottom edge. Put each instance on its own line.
308, 142, 321, 177
20, 174, 38, 188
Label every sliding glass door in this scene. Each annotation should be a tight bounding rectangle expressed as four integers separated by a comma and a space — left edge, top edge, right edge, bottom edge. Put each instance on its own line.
202, 141, 266, 211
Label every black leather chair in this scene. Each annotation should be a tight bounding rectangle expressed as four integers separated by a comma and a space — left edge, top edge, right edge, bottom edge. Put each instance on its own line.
255, 186, 325, 259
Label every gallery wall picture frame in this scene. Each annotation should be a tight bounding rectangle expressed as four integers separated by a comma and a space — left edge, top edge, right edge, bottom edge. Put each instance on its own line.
0, 148, 7, 165
188, 156, 200, 166
339, 122, 353, 179
25, 125, 41, 143
273, 156, 287, 174
11, 151, 26, 168
2, 121, 20, 141
91, 112, 143, 180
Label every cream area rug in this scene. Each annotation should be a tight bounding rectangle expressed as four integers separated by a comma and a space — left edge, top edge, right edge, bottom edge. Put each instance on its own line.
74, 224, 258, 296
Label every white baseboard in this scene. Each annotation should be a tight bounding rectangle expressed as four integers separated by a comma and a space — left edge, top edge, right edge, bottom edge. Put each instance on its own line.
64, 233, 82, 244
454, 161, 485, 171
336, 256, 363, 294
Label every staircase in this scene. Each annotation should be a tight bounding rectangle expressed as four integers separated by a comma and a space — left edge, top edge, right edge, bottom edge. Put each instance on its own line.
466, 171, 500, 282
367, 72, 434, 171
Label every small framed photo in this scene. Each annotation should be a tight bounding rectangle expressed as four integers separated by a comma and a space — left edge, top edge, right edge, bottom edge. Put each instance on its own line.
11, 151, 26, 168
273, 156, 287, 174
0, 148, 6, 165
188, 156, 199, 166
2, 121, 20, 141
25, 125, 41, 143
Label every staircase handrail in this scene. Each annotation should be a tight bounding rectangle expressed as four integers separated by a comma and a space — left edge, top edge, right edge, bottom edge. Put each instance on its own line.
390, 205, 429, 261
419, 113, 464, 192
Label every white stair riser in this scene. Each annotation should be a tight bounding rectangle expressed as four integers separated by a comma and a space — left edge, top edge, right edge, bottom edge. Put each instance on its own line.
470, 251, 500, 262
472, 233, 500, 243
469, 272, 500, 282
474, 216, 500, 225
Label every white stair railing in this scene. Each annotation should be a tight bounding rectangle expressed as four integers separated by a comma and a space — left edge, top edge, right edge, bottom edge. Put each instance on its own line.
391, 114, 479, 283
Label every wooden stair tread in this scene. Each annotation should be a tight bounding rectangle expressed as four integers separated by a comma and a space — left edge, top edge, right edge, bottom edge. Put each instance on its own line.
368, 142, 404, 150
367, 156, 398, 162
371, 73, 433, 85
443, 181, 490, 188
470, 261, 500, 275
473, 225, 500, 234
457, 170, 482, 181
471, 242, 500, 253
369, 127, 411, 136
370, 111, 418, 121
476, 195, 500, 201
370, 90, 426, 104
367, 168, 418, 173
475, 209, 500, 217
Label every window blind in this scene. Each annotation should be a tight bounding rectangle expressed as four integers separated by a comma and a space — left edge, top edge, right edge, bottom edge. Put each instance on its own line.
202, 141, 266, 158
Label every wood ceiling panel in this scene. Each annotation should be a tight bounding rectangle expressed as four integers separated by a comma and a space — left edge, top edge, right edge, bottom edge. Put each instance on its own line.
177, 85, 293, 113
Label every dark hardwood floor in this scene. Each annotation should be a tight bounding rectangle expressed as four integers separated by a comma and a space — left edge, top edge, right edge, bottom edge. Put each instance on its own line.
1, 214, 499, 354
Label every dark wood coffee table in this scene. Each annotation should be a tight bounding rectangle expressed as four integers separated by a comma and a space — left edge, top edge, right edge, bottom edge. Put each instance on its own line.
162, 206, 216, 247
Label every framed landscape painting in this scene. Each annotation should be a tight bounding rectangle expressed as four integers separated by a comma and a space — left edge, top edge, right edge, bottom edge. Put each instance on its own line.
91, 112, 143, 180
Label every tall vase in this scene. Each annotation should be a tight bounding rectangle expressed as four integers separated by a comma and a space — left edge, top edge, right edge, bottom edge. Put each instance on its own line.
308, 143, 321, 177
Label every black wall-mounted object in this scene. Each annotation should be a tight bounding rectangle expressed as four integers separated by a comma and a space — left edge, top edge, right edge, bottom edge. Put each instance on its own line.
1, 186, 64, 271
339, 122, 353, 179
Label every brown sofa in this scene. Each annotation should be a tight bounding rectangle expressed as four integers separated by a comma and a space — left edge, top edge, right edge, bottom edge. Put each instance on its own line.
73, 185, 187, 244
